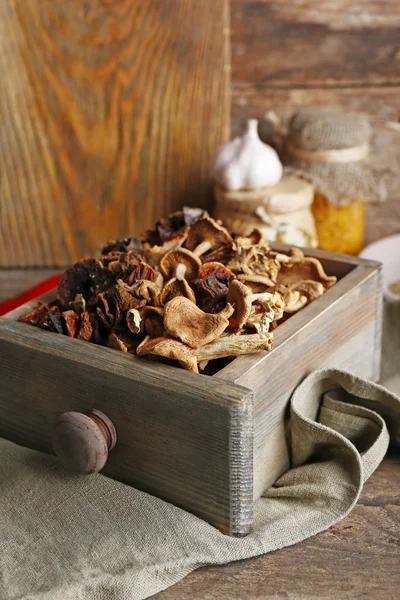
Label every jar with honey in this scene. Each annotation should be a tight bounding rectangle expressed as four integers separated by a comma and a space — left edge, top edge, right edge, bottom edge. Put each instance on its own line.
284, 109, 381, 256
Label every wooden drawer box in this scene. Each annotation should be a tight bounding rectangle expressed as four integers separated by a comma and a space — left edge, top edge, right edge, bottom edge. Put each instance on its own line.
0, 248, 382, 536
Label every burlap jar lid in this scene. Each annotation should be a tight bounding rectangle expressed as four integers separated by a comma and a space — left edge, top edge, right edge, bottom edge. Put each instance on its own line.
284, 108, 384, 206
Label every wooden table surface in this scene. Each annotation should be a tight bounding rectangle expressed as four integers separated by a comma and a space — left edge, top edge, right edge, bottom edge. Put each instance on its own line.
0, 269, 399, 599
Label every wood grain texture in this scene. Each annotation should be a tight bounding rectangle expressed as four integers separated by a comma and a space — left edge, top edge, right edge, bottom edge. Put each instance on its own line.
218, 256, 382, 497
0, 269, 60, 302
155, 452, 400, 598
0, 267, 397, 593
154, 503, 400, 599
0, 0, 230, 267
0, 319, 253, 536
231, 86, 400, 246
231, 0, 400, 88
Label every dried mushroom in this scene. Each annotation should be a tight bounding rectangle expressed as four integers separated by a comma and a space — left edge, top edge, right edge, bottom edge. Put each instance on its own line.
195, 262, 236, 313
288, 280, 325, 302
185, 217, 236, 261
160, 278, 196, 305
227, 280, 273, 330
57, 258, 116, 309
160, 248, 201, 282
163, 297, 233, 348
21, 208, 337, 373
126, 309, 141, 334
197, 333, 273, 365
140, 306, 165, 338
277, 257, 336, 289
137, 337, 199, 373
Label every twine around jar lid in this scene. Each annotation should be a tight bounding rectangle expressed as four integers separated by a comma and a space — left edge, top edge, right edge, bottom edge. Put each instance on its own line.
282, 108, 385, 206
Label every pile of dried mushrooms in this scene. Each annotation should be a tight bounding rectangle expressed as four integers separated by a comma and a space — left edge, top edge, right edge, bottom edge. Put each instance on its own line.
19, 208, 337, 373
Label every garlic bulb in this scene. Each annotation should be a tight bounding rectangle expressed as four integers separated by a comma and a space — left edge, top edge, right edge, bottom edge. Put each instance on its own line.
214, 119, 283, 191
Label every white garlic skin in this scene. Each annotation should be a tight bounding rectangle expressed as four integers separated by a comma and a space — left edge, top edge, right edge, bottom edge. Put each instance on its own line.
214, 119, 283, 191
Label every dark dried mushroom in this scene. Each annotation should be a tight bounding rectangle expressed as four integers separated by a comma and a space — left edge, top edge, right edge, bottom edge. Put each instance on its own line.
195, 262, 236, 313
57, 258, 115, 309
123, 262, 158, 286
101, 237, 141, 258
18, 303, 50, 326
68, 293, 86, 315
107, 250, 145, 278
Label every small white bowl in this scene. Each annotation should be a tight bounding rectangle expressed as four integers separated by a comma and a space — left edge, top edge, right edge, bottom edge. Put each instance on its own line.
360, 234, 400, 301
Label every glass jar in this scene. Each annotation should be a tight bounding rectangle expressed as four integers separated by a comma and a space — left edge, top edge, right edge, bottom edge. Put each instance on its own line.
312, 192, 366, 255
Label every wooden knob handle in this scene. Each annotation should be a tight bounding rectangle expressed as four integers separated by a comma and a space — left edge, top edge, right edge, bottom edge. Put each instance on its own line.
52, 409, 117, 475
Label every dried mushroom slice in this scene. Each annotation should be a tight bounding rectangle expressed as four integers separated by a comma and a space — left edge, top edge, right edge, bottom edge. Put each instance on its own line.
77, 311, 93, 342
196, 333, 273, 363
160, 248, 201, 282
126, 308, 142, 334
160, 278, 196, 305
101, 237, 141, 257
288, 280, 325, 302
185, 217, 236, 260
57, 258, 115, 309
108, 332, 128, 352
136, 337, 199, 373
18, 303, 50, 326
237, 274, 275, 293
277, 286, 308, 313
246, 292, 285, 333
277, 257, 336, 289
68, 293, 86, 314
142, 211, 189, 247
62, 310, 80, 338
113, 283, 142, 311
140, 306, 165, 338
107, 250, 145, 278
195, 262, 236, 313
227, 280, 274, 330
234, 229, 266, 249
123, 262, 158, 286
163, 296, 233, 348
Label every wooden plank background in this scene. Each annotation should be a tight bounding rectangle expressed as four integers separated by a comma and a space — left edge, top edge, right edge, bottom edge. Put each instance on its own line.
0, 0, 229, 266
1, 0, 399, 266
230, 0, 400, 246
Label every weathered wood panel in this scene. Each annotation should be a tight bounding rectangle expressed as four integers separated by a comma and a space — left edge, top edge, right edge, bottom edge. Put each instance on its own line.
154, 501, 400, 599
0, 318, 253, 536
231, 86, 400, 245
218, 259, 382, 498
0, 0, 230, 267
231, 0, 400, 87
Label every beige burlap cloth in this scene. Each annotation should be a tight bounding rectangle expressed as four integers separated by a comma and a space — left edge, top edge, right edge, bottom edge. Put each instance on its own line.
1, 303, 399, 600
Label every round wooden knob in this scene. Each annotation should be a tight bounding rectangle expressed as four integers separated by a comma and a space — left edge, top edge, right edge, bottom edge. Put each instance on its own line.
52, 409, 117, 474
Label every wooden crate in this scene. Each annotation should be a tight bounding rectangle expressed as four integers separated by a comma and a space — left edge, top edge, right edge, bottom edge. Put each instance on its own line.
0, 248, 382, 535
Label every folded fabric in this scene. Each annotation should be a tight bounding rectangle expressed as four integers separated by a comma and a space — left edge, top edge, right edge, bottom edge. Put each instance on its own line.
0, 366, 399, 600
0, 302, 399, 600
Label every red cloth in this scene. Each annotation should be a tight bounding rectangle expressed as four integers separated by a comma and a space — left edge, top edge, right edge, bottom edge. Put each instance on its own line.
0, 274, 61, 316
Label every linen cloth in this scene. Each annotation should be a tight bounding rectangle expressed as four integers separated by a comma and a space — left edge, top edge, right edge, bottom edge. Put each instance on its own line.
0, 303, 399, 600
